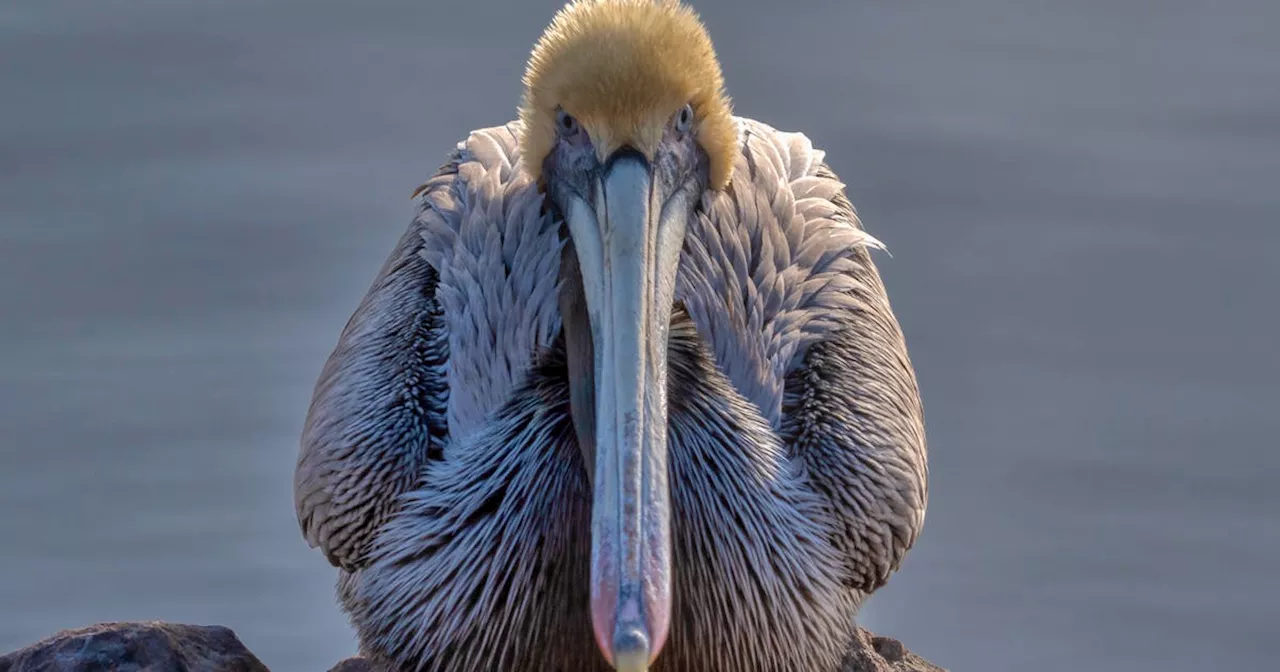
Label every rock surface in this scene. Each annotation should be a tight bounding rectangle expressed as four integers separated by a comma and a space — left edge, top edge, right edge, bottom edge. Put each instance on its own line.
840, 627, 947, 671
2, 622, 944, 671
0, 622, 268, 672
327, 658, 375, 672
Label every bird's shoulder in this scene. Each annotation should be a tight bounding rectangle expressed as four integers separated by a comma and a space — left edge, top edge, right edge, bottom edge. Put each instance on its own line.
409, 122, 563, 442
723, 116, 870, 234
675, 116, 886, 425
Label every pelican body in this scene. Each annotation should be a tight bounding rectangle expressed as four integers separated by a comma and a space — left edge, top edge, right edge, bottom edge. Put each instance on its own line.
295, 2, 927, 670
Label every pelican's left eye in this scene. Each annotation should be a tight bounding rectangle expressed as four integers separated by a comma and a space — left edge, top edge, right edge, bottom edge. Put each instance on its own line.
674, 103, 694, 133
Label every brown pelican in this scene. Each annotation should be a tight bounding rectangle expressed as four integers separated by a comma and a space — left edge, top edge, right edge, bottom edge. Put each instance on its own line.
294, 1, 927, 670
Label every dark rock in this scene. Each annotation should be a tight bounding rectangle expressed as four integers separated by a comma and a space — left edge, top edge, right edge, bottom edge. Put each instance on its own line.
0, 622, 268, 672
327, 658, 375, 672
841, 626, 947, 672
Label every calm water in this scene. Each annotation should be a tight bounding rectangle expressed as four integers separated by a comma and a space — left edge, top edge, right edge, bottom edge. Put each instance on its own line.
2, 1, 1277, 670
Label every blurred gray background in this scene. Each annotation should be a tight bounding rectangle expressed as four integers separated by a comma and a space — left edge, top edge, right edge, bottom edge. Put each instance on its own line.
2, 1, 1277, 670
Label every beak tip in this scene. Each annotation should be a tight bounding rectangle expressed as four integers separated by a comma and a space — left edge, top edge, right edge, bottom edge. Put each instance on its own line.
611, 626, 651, 672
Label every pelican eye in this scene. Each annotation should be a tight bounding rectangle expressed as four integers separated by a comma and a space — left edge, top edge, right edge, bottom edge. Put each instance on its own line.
674, 103, 695, 133
557, 109, 580, 135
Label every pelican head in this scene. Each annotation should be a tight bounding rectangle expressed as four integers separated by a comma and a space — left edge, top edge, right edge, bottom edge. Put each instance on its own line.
518, 2, 735, 669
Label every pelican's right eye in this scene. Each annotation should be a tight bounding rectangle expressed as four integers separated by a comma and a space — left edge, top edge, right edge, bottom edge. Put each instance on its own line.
557, 109, 580, 135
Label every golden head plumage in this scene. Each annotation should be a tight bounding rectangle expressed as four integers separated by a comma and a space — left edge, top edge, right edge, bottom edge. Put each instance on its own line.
518, 0, 736, 190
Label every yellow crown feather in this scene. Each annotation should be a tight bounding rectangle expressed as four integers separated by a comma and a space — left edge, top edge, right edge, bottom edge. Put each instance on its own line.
518, 0, 736, 190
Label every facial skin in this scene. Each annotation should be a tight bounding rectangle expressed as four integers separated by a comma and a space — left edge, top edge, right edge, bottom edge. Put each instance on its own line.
543, 104, 711, 671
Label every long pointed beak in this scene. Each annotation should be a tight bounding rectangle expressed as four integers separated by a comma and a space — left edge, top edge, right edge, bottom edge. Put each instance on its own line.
562, 150, 684, 671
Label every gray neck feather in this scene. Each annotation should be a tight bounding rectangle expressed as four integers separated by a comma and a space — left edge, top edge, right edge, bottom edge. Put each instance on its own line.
418, 118, 886, 437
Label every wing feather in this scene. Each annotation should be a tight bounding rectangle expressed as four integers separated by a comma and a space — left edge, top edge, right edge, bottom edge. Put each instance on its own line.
295, 221, 450, 570
678, 116, 926, 592
295, 123, 562, 569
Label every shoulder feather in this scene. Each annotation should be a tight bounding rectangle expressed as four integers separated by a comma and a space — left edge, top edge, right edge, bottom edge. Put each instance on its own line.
676, 116, 885, 427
